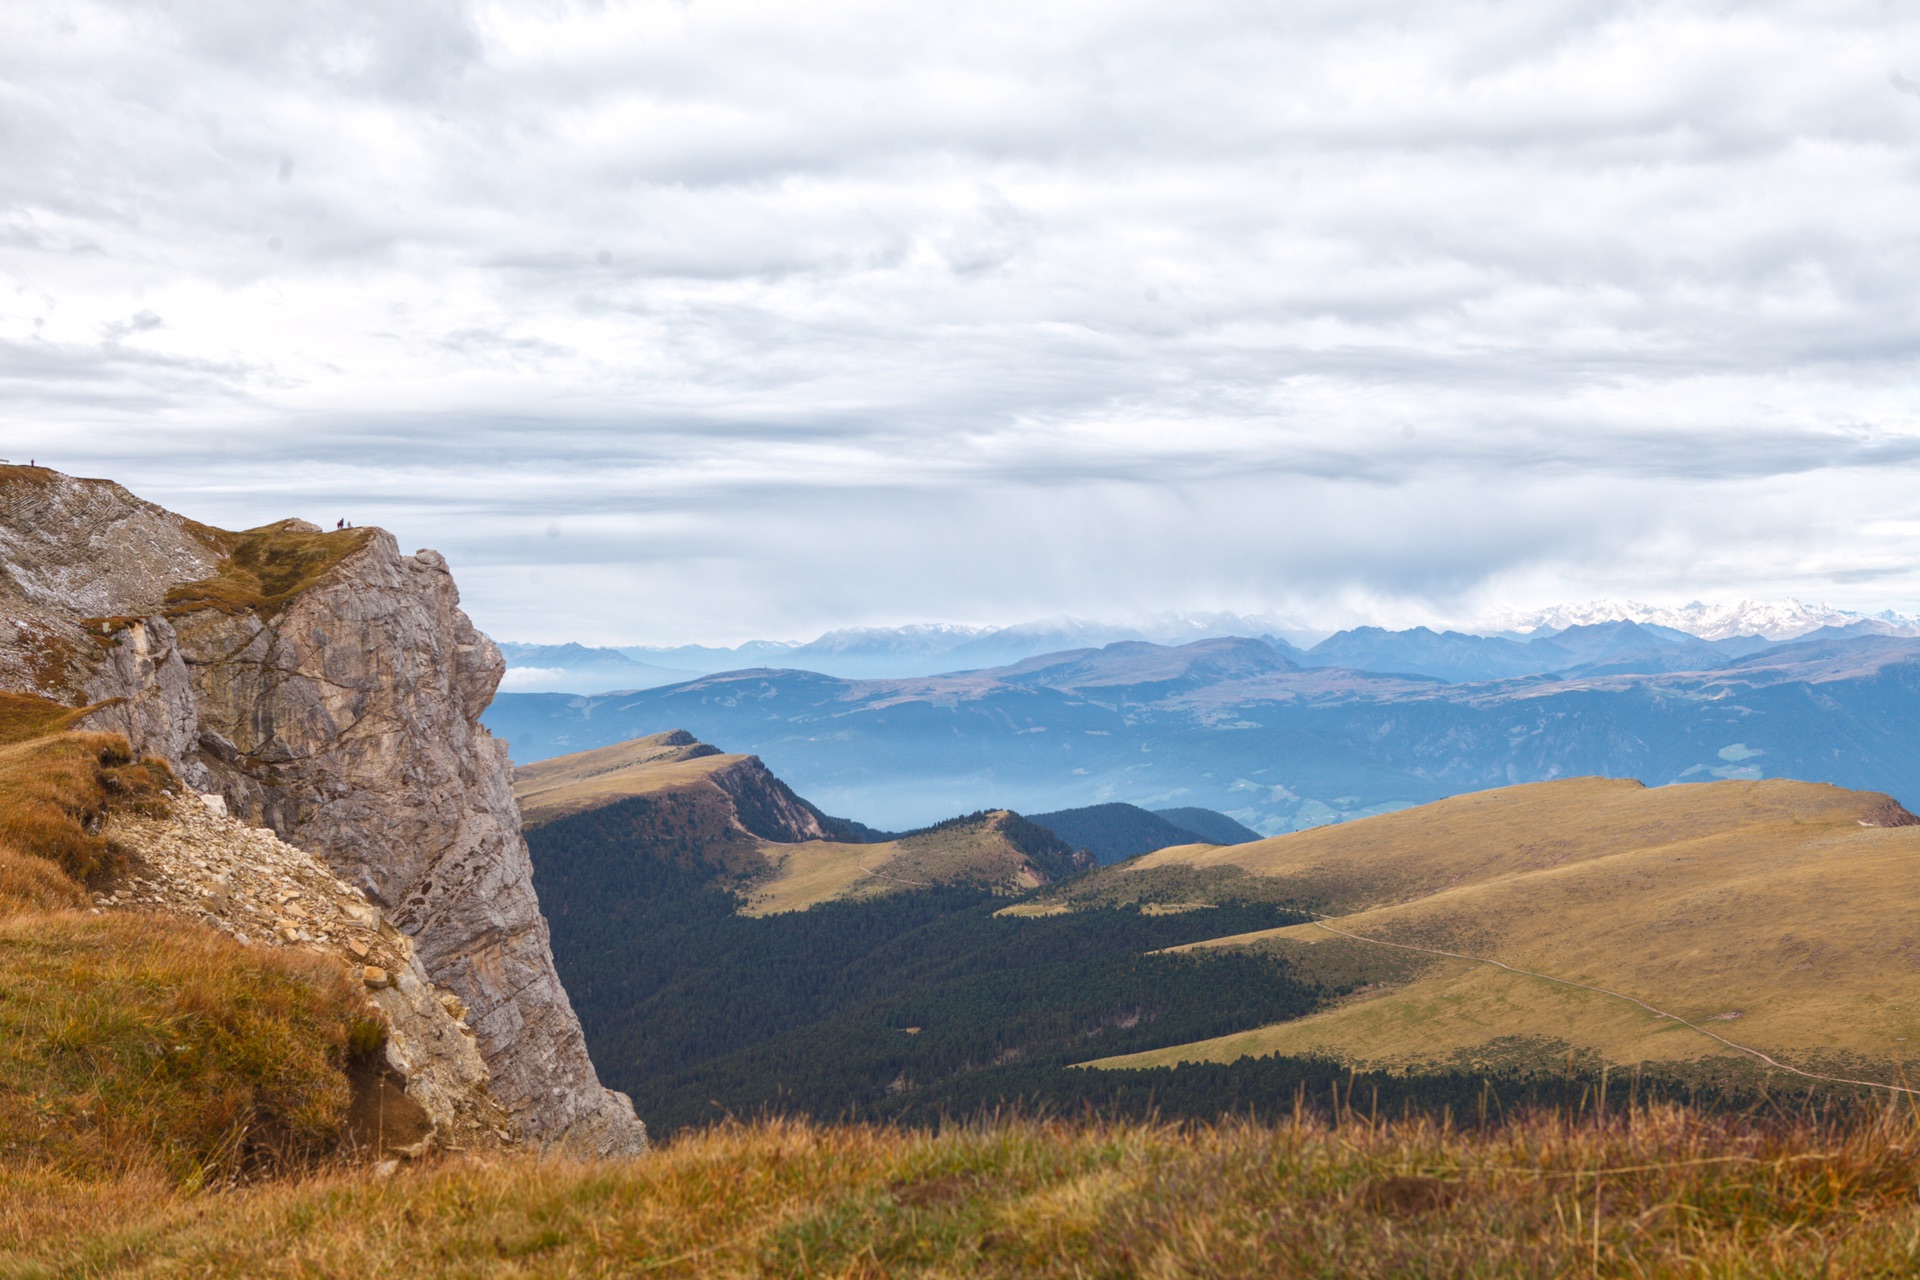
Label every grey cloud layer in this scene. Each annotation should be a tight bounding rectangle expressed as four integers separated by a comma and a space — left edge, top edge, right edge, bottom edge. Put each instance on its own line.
3, 0, 1918, 641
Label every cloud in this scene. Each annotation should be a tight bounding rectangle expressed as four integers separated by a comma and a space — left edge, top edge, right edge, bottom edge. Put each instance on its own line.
4, 0, 1920, 641
101, 310, 164, 343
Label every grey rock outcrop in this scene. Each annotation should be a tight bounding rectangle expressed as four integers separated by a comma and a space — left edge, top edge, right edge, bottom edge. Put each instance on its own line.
0, 466, 646, 1155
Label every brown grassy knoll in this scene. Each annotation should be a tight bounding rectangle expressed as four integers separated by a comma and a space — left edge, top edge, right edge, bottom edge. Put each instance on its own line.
513, 730, 737, 825
1126, 776, 1909, 913
744, 813, 1046, 915
0, 697, 383, 1185
0, 692, 86, 746
1086, 777, 1920, 1080
9, 1106, 1920, 1277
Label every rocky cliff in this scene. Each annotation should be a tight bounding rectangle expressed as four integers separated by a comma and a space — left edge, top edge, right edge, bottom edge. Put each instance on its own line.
0, 465, 646, 1154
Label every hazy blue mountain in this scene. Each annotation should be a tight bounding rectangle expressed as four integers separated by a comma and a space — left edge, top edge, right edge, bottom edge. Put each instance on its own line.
1296, 620, 1755, 683
508, 614, 1317, 685
1151, 807, 1262, 845
1023, 803, 1210, 865
1529, 620, 1733, 674
495, 642, 698, 694
1302, 626, 1545, 681
482, 632, 1920, 836
505, 604, 1918, 691
614, 640, 804, 673
781, 624, 992, 677
1788, 620, 1920, 644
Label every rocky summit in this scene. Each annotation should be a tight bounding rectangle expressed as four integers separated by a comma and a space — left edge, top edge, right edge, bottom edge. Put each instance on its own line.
0, 465, 647, 1155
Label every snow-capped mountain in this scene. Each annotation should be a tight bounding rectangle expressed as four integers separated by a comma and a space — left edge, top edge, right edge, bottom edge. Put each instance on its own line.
1488, 599, 1920, 642
792, 623, 991, 658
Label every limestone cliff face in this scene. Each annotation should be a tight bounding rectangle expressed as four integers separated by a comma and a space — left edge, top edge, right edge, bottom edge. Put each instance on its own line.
168, 538, 645, 1152
708, 755, 836, 843
0, 466, 646, 1154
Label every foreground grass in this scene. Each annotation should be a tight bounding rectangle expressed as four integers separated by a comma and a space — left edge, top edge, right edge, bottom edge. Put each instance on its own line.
0, 706, 382, 1185
0, 911, 374, 1185
7, 1105, 1920, 1278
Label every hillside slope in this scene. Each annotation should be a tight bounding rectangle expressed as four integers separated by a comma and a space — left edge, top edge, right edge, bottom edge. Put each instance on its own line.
1152, 806, 1261, 845
0, 691, 494, 1179
1081, 777, 1920, 1081
515, 732, 1088, 914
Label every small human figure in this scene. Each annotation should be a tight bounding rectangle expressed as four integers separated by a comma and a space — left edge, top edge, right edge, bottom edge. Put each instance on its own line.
336, 519, 343, 529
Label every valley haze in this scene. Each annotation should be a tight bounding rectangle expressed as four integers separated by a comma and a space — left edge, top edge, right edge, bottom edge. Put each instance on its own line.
486, 608, 1920, 834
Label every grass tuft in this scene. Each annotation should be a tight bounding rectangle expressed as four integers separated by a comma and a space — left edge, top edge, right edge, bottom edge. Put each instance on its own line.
0, 729, 170, 886
0, 693, 85, 747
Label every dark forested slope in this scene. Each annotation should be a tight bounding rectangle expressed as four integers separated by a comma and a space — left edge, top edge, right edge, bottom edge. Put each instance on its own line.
523, 796, 1319, 1135
1025, 802, 1210, 864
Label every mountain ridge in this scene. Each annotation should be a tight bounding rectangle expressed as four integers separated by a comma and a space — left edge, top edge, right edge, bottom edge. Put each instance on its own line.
515, 733, 1092, 915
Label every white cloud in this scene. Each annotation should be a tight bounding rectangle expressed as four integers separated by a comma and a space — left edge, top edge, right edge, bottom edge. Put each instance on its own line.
4, 0, 1920, 641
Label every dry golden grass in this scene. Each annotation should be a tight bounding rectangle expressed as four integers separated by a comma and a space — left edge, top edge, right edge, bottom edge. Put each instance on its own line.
0, 911, 376, 1186
514, 732, 744, 826
0, 712, 384, 1187
742, 839, 888, 913
8, 1106, 1920, 1277
1128, 776, 1892, 911
0, 692, 85, 746
0, 730, 171, 886
1093, 778, 1920, 1080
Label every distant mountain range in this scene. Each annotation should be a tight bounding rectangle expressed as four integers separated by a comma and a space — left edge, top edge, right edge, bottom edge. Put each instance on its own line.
482, 627, 1920, 835
1490, 598, 1920, 642
496, 642, 700, 694
1025, 802, 1261, 865
501, 600, 1918, 687
578, 612, 1322, 681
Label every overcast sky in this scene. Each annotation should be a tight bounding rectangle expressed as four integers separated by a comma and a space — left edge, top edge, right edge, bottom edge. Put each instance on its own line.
5, 1, 1920, 643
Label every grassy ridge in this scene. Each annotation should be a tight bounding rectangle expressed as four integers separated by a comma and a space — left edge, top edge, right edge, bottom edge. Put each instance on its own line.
513, 731, 734, 826
8, 1106, 1920, 1276
515, 736, 1082, 916
1085, 777, 1920, 1081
